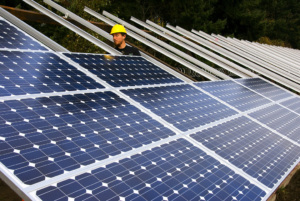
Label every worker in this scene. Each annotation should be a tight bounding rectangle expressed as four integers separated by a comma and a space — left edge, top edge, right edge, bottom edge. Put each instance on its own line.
110, 24, 141, 56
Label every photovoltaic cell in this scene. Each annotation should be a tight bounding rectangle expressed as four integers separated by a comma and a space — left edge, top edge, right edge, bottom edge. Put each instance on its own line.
236, 78, 293, 101
280, 97, 300, 115
0, 91, 175, 185
0, 15, 298, 200
195, 80, 271, 112
190, 116, 300, 188
248, 104, 300, 143
0, 18, 48, 51
0, 51, 104, 96
63, 53, 184, 87
122, 84, 237, 131
35, 139, 266, 201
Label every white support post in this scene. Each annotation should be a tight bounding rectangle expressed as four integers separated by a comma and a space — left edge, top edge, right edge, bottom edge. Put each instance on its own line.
167, 25, 300, 92
144, 19, 258, 78
130, 17, 250, 78
23, 0, 120, 55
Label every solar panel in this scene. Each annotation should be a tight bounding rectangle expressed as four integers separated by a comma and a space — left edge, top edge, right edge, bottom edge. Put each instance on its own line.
63, 53, 184, 87
34, 138, 266, 201
0, 91, 176, 185
195, 80, 271, 112
280, 97, 300, 115
0, 17, 49, 51
122, 84, 237, 131
190, 116, 300, 188
0, 50, 104, 96
248, 104, 300, 143
0, 8, 299, 201
236, 78, 293, 101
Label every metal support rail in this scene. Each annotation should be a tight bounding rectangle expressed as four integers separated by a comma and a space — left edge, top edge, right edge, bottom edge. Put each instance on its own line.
240, 40, 300, 75
23, 0, 120, 55
221, 36, 300, 77
237, 38, 300, 68
0, 6, 68, 52
130, 17, 249, 78
144, 19, 258, 78
43, 0, 191, 83
212, 34, 300, 83
191, 29, 300, 91
196, 31, 300, 90
251, 42, 300, 64
167, 25, 300, 92
100, 10, 230, 80
84, 7, 219, 81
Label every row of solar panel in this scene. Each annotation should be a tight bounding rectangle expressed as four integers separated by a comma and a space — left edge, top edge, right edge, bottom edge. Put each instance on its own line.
0, 15, 299, 201
0, 82, 299, 187
0, 49, 298, 103
28, 86, 299, 200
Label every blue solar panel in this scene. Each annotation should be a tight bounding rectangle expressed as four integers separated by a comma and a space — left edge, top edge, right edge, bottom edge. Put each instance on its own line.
195, 80, 271, 112
248, 104, 300, 143
0, 91, 175, 185
122, 84, 237, 131
236, 78, 293, 101
0, 50, 104, 96
2, 11, 299, 201
191, 116, 300, 188
280, 97, 300, 115
0, 18, 48, 51
35, 138, 266, 201
63, 53, 184, 87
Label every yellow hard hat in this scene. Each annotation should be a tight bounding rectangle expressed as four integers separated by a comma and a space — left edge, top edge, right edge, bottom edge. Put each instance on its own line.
110, 24, 127, 35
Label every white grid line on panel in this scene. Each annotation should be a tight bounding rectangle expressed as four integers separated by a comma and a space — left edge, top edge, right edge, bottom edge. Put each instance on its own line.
0, 17, 51, 52
24, 134, 183, 193
192, 83, 300, 147
232, 78, 300, 117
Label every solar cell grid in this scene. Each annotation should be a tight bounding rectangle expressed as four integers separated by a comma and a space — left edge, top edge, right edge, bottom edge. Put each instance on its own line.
0, 91, 175, 185
236, 78, 293, 101
0, 15, 298, 201
0, 18, 48, 51
122, 84, 237, 132
0, 51, 104, 96
249, 104, 300, 143
63, 53, 184, 87
280, 97, 300, 115
190, 116, 300, 188
195, 80, 271, 112
35, 138, 266, 201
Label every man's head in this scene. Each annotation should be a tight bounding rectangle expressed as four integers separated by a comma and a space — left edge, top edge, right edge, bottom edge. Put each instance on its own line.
110, 24, 127, 48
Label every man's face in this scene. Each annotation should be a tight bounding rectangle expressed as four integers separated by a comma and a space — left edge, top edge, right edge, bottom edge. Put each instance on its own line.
113, 33, 126, 47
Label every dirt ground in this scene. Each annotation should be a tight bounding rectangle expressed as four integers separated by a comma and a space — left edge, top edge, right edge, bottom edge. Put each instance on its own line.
1, 169, 299, 201
0, 178, 21, 201
276, 168, 300, 201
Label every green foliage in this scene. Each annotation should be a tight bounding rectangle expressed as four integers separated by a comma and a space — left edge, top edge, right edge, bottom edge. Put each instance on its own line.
260, 0, 300, 48
1, 0, 299, 49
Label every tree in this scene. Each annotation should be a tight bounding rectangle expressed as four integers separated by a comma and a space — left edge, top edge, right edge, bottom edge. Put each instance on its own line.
214, 0, 266, 41
261, 0, 300, 48
159, 0, 226, 33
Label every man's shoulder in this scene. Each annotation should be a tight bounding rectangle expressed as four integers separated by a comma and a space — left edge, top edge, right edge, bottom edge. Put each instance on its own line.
125, 46, 140, 56
116, 45, 140, 56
